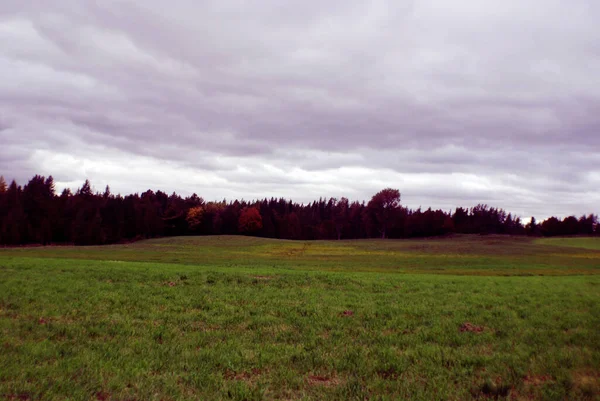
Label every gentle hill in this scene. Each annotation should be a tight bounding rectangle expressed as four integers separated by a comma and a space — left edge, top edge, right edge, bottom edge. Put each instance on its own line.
535, 237, 600, 251
1, 235, 599, 275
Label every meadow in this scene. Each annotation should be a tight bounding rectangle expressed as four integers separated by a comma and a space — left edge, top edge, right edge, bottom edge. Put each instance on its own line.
0, 235, 599, 400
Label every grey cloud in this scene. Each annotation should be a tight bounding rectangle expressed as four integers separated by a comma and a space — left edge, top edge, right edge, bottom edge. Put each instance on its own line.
0, 0, 599, 218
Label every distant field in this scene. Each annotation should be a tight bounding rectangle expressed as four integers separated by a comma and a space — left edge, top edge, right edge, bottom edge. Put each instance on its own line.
1, 236, 599, 400
2, 235, 600, 276
536, 237, 600, 251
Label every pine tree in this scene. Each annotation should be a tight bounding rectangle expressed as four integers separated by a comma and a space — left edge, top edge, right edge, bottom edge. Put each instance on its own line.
78, 179, 93, 197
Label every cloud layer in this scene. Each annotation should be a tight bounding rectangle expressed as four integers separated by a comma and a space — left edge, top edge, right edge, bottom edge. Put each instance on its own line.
1, 0, 599, 218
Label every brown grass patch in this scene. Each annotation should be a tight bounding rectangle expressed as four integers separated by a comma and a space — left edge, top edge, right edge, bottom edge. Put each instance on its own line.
253, 275, 274, 280
572, 370, 600, 394
224, 368, 262, 383
190, 321, 220, 333
340, 310, 354, 317
523, 374, 553, 386
306, 375, 340, 387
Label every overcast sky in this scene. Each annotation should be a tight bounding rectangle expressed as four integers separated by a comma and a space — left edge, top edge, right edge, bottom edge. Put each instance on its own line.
1, 0, 599, 219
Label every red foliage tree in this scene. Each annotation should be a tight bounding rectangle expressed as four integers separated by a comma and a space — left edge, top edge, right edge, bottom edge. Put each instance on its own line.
238, 207, 263, 234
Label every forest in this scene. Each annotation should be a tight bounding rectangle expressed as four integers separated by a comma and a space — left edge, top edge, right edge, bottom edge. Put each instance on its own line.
0, 174, 597, 245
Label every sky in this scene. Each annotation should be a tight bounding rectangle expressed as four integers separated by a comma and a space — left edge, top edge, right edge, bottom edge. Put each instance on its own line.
1, 0, 599, 219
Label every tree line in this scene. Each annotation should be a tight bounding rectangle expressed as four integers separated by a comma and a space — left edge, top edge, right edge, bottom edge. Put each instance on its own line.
0, 175, 597, 246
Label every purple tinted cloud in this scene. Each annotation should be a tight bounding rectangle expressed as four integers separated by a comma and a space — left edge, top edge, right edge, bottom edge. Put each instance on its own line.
0, 0, 599, 218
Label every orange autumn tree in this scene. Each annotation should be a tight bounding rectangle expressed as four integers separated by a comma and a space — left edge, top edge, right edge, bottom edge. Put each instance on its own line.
238, 207, 263, 234
186, 206, 204, 232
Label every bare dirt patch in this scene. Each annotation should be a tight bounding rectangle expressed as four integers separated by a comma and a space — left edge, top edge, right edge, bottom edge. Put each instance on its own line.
471, 377, 511, 399
460, 322, 485, 333
340, 310, 354, 317
4, 395, 31, 401
95, 392, 110, 401
377, 367, 401, 380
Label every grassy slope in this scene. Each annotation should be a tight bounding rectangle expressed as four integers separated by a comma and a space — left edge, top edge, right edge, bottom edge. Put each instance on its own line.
0, 236, 599, 400
1, 235, 600, 275
536, 237, 600, 251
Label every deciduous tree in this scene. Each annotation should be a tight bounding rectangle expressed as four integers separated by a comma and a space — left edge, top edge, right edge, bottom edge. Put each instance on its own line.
368, 188, 401, 239
238, 207, 263, 234
186, 206, 204, 232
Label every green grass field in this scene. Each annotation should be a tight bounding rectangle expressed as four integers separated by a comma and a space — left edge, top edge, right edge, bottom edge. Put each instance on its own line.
1, 236, 599, 400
